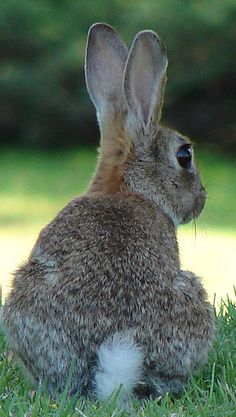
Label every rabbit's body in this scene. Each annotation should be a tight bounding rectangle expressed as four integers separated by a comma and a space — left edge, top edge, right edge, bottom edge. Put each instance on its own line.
3, 193, 213, 397
3, 23, 215, 401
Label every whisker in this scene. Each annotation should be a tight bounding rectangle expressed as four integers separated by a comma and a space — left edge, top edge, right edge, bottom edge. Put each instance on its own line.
193, 213, 197, 242
205, 195, 215, 202
196, 217, 209, 239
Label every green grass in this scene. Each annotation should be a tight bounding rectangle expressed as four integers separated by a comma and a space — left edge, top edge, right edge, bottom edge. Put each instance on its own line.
0, 296, 235, 416
196, 149, 236, 232
0, 148, 97, 231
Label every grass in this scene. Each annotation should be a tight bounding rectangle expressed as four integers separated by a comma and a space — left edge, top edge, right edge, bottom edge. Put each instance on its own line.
195, 149, 236, 231
0, 147, 236, 415
0, 148, 96, 231
0, 296, 235, 416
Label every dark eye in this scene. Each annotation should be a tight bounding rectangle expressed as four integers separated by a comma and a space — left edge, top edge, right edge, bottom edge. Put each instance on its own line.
176, 144, 192, 169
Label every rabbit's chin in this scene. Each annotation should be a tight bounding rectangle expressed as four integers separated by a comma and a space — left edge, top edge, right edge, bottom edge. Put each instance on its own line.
181, 212, 196, 225
181, 190, 207, 224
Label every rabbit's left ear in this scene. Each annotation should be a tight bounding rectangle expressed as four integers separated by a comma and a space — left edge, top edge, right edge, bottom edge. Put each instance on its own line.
85, 23, 128, 120
123, 30, 168, 128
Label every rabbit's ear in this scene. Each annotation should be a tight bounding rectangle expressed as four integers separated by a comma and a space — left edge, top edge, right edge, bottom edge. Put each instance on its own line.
85, 23, 128, 119
123, 30, 168, 127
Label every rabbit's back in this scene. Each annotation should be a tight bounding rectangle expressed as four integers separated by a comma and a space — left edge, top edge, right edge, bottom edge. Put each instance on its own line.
12, 192, 179, 303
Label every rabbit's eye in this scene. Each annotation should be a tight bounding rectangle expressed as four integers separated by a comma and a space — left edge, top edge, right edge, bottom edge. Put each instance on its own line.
176, 144, 192, 169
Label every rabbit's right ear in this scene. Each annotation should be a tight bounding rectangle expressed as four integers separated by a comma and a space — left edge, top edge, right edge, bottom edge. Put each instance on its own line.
123, 30, 168, 128
85, 23, 128, 121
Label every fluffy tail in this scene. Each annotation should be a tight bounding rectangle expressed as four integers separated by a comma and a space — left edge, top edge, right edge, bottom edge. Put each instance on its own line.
95, 333, 144, 402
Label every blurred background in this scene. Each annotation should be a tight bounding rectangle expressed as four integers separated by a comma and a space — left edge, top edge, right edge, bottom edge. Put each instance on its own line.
0, 0, 235, 304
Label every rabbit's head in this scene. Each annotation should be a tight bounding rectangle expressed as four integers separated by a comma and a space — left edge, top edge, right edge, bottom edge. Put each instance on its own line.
85, 23, 206, 227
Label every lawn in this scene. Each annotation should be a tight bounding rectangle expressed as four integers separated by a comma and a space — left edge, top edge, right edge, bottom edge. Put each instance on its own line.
0, 147, 236, 416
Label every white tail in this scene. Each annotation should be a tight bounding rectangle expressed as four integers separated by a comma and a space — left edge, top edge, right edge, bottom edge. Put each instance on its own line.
95, 333, 144, 402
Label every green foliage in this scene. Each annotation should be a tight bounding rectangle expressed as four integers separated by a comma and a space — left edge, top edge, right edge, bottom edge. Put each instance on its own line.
0, 295, 235, 416
0, 0, 235, 147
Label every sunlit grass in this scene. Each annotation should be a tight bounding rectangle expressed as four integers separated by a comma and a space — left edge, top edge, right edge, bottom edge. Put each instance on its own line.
0, 147, 235, 304
178, 229, 236, 306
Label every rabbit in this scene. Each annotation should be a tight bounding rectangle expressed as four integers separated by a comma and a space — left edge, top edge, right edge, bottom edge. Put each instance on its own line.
2, 23, 215, 402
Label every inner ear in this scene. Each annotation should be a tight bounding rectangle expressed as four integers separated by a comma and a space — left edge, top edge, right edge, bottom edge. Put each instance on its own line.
123, 30, 168, 127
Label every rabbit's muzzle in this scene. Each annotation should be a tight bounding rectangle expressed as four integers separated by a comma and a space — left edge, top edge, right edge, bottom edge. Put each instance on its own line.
193, 185, 207, 217
182, 185, 207, 224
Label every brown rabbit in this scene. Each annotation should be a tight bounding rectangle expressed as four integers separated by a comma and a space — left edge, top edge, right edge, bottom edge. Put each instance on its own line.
2, 23, 215, 402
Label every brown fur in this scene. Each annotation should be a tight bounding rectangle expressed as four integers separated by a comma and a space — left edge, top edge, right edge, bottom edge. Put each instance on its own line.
88, 119, 133, 194
2, 24, 215, 401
